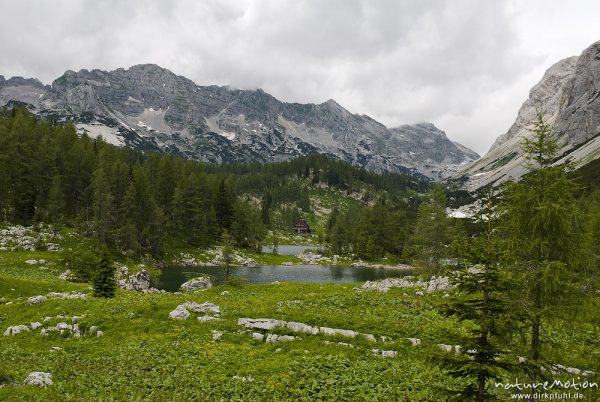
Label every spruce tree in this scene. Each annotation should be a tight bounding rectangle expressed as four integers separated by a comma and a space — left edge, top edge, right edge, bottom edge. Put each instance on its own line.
406, 185, 451, 272
440, 193, 516, 401
220, 230, 235, 281
91, 167, 114, 251
46, 174, 66, 224
93, 247, 117, 298
215, 178, 234, 231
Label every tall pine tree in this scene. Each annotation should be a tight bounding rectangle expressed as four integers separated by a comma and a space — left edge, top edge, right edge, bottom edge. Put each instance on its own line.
503, 113, 591, 368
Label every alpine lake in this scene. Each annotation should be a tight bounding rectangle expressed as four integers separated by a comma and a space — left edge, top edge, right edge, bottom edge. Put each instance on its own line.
158, 245, 414, 291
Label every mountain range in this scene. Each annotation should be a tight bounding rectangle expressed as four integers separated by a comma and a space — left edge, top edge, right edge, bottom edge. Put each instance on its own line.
0, 65, 479, 180
455, 40, 600, 191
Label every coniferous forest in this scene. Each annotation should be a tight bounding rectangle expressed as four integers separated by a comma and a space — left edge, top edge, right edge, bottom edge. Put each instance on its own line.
0, 107, 428, 260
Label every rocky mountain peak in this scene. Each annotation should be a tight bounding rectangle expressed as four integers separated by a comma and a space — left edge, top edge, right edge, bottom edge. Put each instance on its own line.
488, 56, 579, 152
0, 64, 479, 180
455, 39, 600, 191
1, 76, 47, 89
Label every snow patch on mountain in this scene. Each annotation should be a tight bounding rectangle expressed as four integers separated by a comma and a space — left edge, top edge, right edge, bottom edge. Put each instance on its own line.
76, 123, 124, 146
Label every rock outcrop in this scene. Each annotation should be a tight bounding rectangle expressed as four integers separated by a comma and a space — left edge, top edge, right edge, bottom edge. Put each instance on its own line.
119, 269, 151, 291
23, 372, 53, 388
0, 225, 62, 251
180, 276, 212, 292
168, 301, 221, 321
356, 276, 453, 293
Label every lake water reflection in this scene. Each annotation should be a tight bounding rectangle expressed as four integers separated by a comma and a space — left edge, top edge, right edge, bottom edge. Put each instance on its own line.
158, 264, 413, 291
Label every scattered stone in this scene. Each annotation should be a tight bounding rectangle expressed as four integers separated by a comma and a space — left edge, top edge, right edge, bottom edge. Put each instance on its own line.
50, 346, 61, 352
220, 290, 230, 296
119, 269, 151, 291
271, 281, 281, 285
407, 338, 421, 346
25, 259, 38, 265
180, 276, 212, 292
265, 334, 296, 343
183, 301, 221, 315
437, 344, 452, 352
89, 326, 98, 334
286, 321, 319, 335
319, 327, 356, 338
426, 276, 452, 292
211, 330, 224, 341
23, 372, 53, 388
56, 322, 72, 331
47, 291, 88, 300
169, 306, 190, 320
197, 315, 219, 322
337, 342, 354, 348
238, 318, 286, 331
27, 295, 47, 305
265, 334, 279, 343
252, 332, 265, 341
30, 322, 42, 330
275, 348, 282, 353
232, 375, 254, 382
277, 300, 302, 308
357, 277, 417, 293
566, 367, 580, 375
357, 275, 454, 293
59, 270, 76, 281
415, 291, 424, 297
372, 349, 398, 358
169, 301, 221, 321
361, 333, 376, 342
96, 331, 103, 337
4, 325, 30, 336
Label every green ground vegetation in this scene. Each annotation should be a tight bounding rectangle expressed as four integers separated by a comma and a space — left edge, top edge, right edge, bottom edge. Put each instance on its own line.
0, 249, 598, 400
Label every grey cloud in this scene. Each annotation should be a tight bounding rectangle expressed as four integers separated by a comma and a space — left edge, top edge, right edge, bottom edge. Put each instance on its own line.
0, 0, 597, 154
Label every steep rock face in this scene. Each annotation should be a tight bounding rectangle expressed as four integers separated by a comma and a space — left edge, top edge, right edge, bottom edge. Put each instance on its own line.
455, 40, 600, 191
555, 43, 600, 147
0, 64, 479, 179
489, 56, 578, 151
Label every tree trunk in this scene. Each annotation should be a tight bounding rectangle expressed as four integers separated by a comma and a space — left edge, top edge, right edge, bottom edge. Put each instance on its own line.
477, 370, 486, 401
530, 269, 543, 361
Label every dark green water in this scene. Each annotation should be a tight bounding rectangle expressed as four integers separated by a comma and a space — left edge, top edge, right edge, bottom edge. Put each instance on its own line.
158, 265, 413, 291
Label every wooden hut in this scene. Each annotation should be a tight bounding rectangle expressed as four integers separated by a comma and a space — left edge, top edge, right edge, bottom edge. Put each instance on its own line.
291, 218, 311, 235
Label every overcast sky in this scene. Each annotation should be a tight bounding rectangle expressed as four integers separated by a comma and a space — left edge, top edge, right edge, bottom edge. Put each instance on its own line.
1, 0, 599, 155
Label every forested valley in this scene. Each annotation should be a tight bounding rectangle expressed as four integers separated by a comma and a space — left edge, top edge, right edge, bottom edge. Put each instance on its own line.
0, 107, 433, 262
